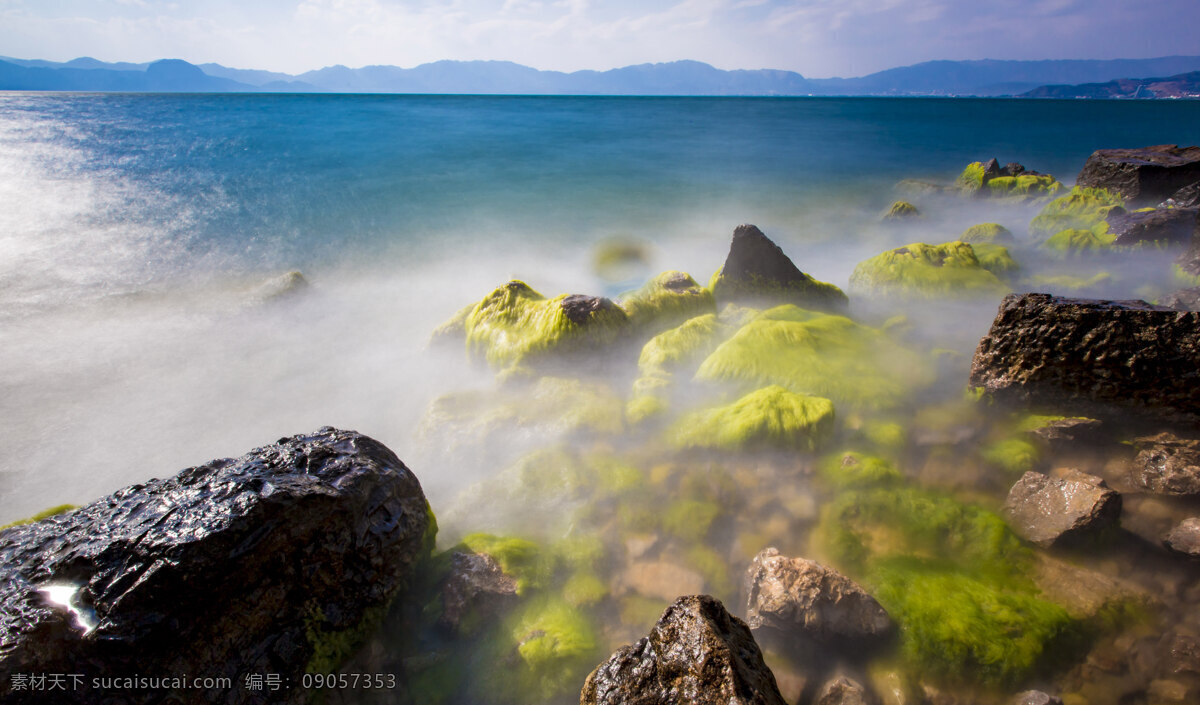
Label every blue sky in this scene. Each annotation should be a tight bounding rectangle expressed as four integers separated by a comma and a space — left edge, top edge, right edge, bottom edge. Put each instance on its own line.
2, 0, 1198, 77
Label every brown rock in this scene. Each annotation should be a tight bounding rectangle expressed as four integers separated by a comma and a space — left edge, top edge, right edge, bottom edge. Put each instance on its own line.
1164, 517, 1200, 558
1131, 433, 1200, 495
1009, 691, 1063, 705
1076, 144, 1200, 206
816, 675, 876, 705
1105, 206, 1199, 247
579, 594, 787, 705
1002, 470, 1122, 547
438, 550, 518, 632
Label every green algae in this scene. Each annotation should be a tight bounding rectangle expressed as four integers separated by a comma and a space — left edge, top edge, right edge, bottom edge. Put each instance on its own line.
883, 200, 921, 219
969, 242, 1020, 278
959, 223, 1015, 244
694, 305, 934, 412
618, 271, 716, 335
486, 597, 599, 704
849, 242, 1008, 298
668, 385, 836, 452
955, 162, 988, 192
628, 313, 729, 422
1041, 228, 1114, 255
562, 570, 607, 607
304, 602, 390, 675
980, 438, 1039, 477
1028, 187, 1124, 241
863, 420, 908, 452
662, 498, 722, 543
0, 504, 77, 531
461, 533, 551, 595
817, 451, 903, 490
684, 544, 734, 599
984, 174, 1065, 201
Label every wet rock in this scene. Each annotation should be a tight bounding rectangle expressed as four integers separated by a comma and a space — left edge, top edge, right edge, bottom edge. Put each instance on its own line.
1076, 144, 1200, 206
744, 548, 892, 647
1160, 287, 1200, 312
1164, 517, 1200, 558
1162, 180, 1200, 209
816, 675, 876, 705
1105, 206, 1199, 247
1161, 632, 1200, 674
969, 293, 1200, 423
1131, 433, 1200, 495
1032, 554, 1147, 621
1026, 417, 1104, 446
1002, 470, 1122, 547
711, 224, 848, 312
579, 594, 786, 705
882, 201, 920, 220
0, 427, 431, 705
1009, 691, 1063, 705
438, 550, 519, 632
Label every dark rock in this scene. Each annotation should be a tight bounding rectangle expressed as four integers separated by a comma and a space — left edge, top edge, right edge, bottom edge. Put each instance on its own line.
1003, 162, 1030, 177
969, 293, 1200, 423
1002, 470, 1122, 547
1162, 181, 1200, 209
1106, 206, 1199, 247
1010, 690, 1063, 705
1076, 145, 1200, 206
1131, 433, 1200, 495
0, 427, 430, 705
982, 158, 1003, 180
744, 548, 892, 647
1163, 517, 1200, 558
712, 224, 849, 311
560, 294, 623, 325
1177, 236, 1200, 278
437, 550, 518, 632
579, 594, 786, 705
1160, 287, 1200, 312
815, 675, 876, 705
1027, 417, 1104, 446
1160, 632, 1200, 674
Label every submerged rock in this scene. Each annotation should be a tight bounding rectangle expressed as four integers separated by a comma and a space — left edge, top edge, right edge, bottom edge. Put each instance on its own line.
1163, 517, 1200, 558
669, 385, 836, 452
1076, 144, 1200, 206
959, 222, 1015, 244
1021, 415, 1104, 446
882, 200, 920, 219
744, 548, 892, 647
438, 550, 519, 632
969, 293, 1200, 422
1010, 691, 1063, 705
579, 594, 786, 705
1001, 470, 1122, 548
1131, 432, 1200, 496
815, 675, 876, 705
710, 224, 848, 312
249, 269, 309, 302
1105, 206, 1199, 247
0, 428, 431, 705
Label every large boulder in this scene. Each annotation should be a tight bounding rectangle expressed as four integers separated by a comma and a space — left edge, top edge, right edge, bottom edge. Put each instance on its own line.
579, 594, 786, 705
848, 242, 1011, 298
1076, 145, 1200, 206
710, 224, 848, 312
1130, 433, 1200, 496
0, 428, 431, 705
1001, 470, 1122, 548
1105, 206, 1199, 247
744, 548, 892, 647
969, 293, 1200, 422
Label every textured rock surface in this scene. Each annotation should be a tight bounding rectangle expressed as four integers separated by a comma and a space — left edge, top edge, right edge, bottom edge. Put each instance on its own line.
1105, 206, 1199, 247
1010, 691, 1063, 705
815, 675, 876, 705
1131, 433, 1200, 496
438, 550, 518, 632
1027, 417, 1104, 446
712, 224, 848, 311
1160, 287, 1200, 312
1163, 181, 1200, 209
1002, 470, 1122, 548
579, 594, 786, 705
744, 548, 892, 646
0, 427, 430, 705
1163, 517, 1200, 558
969, 294, 1200, 421
1076, 144, 1200, 206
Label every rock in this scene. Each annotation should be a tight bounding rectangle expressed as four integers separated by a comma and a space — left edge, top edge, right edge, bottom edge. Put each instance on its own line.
1162, 181, 1200, 209
0, 427, 431, 705
816, 675, 876, 705
1161, 287, 1200, 311
1105, 206, 1199, 247
1160, 632, 1200, 674
1076, 145, 1200, 206
438, 550, 518, 632
1001, 470, 1122, 547
618, 270, 716, 336
956, 159, 1061, 200
710, 224, 848, 311
1031, 555, 1147, 621
250, 269, 309, 302
668, 386, 836, 452
744, 548, 892, 647
969, 293, 1200, 422
1131, 433, 1200, 495
959, 222, 1015, 244
849, 242, 1009, 298
882, 201, 920, 219
1025, 417, 1104, 446
1163, 517, 1200, 558
1009, 691, 1063, 705
579, 594, 786, 705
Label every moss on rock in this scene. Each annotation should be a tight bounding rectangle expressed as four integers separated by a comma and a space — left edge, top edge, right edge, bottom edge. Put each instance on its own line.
668, 385, 835, 452
980, 438, 1040, 477
618, 271, 716, 336
817, 451, 903, 489
969, 242, 1020, 278
1029, 187, 1125, 242
1040, 228, 1114, 255
985, 174, 1064, 201
0, 504, 77, 531
849, 242, 1008, 298
883, 200, 921, 219
627, 313, 729, 422
959, 223, 1015, 244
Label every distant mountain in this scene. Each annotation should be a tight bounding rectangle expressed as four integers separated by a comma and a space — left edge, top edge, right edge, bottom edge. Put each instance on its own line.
4, 55, 1200, 96
1020, 70, 1200, 99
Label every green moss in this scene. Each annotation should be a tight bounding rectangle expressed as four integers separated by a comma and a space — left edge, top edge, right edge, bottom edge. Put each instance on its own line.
618, 271, 717, 335
562, 570, 608, 607
984, 174, 1065, 201
1016, 414, 1094, 433
849, 242, 1008, 298
1025, 271, 1113, 292
663, 498, 722, 543
883, 200, 921, 219
817, 451, 903, 489
1172, 262, 1200, 287
461, 533, 552, 595
1029, 187, 1124, 241
0, 504, 77, 531
694, 305, 934, 412
457, 280, 630, 373
669, 385, 835, 452
628, 313, 729, 421
969, 242, 1020, 278
620, 594, 668, 630
980, 438, 1039, 477
959, 223, 1015, 244
955, 162, 988, 192
1041, 228, 1114, 255
304, 602, 389, 674
685, 544, 734, 598
490, 598, 599, 703
863, 420, 907, 451
429, 303, 473, 347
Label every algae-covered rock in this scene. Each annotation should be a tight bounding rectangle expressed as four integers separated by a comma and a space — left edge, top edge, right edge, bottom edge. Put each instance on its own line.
618, 270, 716, 335
817, 452, 903, 490
1029, 187, 1125, 242
579, 594, 787, 705
482, 597, 600, 704
882, 201, 920, 220
694, 305, 934, 411
1001, 470, 1122, 548
971, 241, 1020, 278
981, 438, 1040, 477
1106, 206, 1199, 247
669, 385, 835, 452
628, 312, 729, 422
959, 222, 1015, 244
848, 242, 1008, 298
956, 159, 1062, 201
438, 550, 519, 633
1040, 228, 1114, 256
710, 224, 848, 311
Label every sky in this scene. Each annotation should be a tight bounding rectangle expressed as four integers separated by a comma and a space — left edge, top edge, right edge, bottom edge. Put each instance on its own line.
1, 0, 1199, 78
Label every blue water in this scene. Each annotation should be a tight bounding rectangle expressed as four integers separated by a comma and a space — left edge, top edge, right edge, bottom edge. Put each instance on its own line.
2, 93, 1200, 520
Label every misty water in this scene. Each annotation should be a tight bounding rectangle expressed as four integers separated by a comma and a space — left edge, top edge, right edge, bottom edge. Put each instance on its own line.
3, 93, 1200, 703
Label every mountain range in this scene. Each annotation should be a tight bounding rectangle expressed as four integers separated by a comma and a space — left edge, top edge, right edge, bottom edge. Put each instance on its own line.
4, 55, 1200, 97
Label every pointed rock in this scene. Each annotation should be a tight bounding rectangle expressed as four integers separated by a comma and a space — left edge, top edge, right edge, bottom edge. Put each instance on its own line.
711, 224, 848, 311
